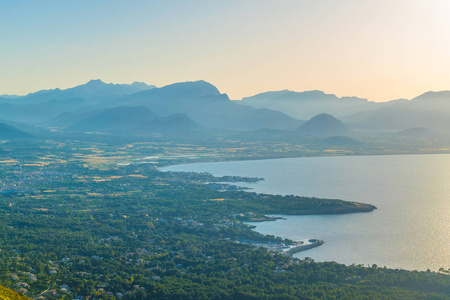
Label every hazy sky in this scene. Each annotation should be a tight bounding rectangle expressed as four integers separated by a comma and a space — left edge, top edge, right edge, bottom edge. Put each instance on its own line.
1, 0, 449, 101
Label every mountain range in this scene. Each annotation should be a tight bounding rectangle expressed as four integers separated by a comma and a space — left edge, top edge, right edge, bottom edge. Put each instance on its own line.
240, 89, 450, 135
342, 91, 450, 133
240, 90, 379, 119
0, 80, 302, 131
0, 79, 155, 104
98, 81, 303, 130
0, 79, 449, 139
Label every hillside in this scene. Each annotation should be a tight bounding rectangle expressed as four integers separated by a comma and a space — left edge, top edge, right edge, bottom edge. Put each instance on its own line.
0, 285, 28, 300
297, 113, 349, 137
142, 113, 203, 133
0, 123, 32, 139
0, 98, 86, 124
394, 127, 436, 139
66, 106, 204, 134
67, 106, 159, 133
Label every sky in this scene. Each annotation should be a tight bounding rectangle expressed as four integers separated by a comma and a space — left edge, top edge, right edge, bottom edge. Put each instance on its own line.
1, 0, 449, 101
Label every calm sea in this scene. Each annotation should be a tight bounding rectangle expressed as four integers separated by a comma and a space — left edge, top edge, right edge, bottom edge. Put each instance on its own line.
163, 154, 450, 271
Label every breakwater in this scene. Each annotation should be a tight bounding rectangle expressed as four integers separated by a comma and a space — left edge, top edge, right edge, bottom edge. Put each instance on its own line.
285, 240, 324, 256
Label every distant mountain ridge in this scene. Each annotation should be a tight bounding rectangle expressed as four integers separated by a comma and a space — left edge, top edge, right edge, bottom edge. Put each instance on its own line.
343, 91, 450, 133
0, 97, 85, 123
240, 89, 377, 119
0, 80, 302, 131
241, 88, 450, 134
0, 79, 155, 105
100, 80, 303, 130
0, 80, 157, 124
411, 90, 450, 102
1, 80, 450, 135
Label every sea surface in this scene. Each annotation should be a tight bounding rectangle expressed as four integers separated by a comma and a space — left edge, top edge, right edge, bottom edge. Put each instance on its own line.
163, 154, 450, 271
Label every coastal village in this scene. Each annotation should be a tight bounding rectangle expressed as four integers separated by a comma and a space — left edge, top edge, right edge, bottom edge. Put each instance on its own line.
0, 140, 447, 299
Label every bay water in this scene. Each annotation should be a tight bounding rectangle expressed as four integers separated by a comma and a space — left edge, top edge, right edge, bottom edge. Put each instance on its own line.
164, 154, 450, 271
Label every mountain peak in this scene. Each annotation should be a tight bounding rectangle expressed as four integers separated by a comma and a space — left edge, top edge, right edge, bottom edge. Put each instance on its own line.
85, 79, 106, 86
134, 80, 223, 100
297, 113, 349, 137
163, 80, 221, 95
130, 81, 155, 89
412, 90, 450, 101
309, 113, 339, 121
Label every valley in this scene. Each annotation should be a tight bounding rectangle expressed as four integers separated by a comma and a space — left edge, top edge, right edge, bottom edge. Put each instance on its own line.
0, 80, 449, 299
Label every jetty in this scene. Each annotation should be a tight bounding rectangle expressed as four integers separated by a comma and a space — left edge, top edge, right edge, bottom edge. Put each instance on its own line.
284, 239, 324, 256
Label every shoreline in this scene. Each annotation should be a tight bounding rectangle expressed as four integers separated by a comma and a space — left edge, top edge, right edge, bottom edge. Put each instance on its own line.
161, 159, 378, 217
162, 156, 376, 256
157, 152, 450, 169
239, 216, 286, 222
280, 202, 376, 215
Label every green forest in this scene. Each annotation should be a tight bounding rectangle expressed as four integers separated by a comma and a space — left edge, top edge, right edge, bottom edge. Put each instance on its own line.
0, 138, 449, 299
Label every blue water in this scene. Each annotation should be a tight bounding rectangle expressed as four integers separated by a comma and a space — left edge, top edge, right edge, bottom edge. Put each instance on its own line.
164, 154, 450, 271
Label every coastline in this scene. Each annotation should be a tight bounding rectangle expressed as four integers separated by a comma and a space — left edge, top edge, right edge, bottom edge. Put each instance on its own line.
129, 154, 450, 271
238, 216, 286, 222
163, 157, 377, 255
161, 159, 378, 217
280, 202, 376, 215
157, 152, 450, 169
